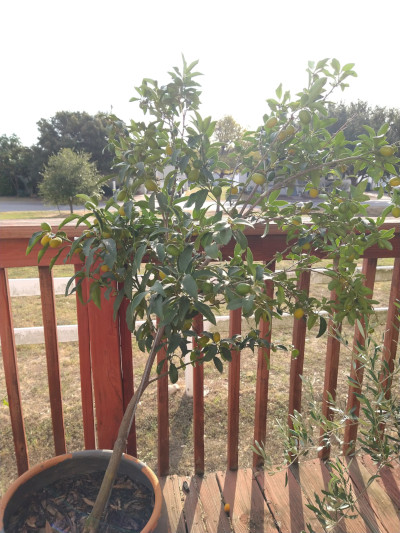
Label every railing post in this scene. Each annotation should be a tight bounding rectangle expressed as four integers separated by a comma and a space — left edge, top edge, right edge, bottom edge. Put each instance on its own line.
0, 267, 29, 475
227, 308, 242, 471
381, 257, 400, 399
343, 258, 377, 455
157, 325, 169, 476
193, 314, 204, 475
38, 266, 66, 456
253, 261, 275, 468
87, 283, 124, 449
288, 269, 311, 444
74, 268, 96, 450
119, 295, 137, 457
319, 286, 341, 461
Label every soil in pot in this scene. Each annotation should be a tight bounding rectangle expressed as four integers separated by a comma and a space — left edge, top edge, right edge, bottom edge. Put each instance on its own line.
5, 471, 154, 532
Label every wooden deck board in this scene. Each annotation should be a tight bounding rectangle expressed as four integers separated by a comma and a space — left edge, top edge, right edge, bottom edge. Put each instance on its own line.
343, 457, 400, 533
360, 455, 400, 510
190, 474, 232, 533
216, 469, 276, 533
291, 459, 373, 533
156, 460, 400, 533
255, 467, 322, 533
155, 475, 186, 533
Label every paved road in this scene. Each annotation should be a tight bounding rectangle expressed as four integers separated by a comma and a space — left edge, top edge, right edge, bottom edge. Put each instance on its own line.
0, 196, 74, 212
0, 193, 392, 216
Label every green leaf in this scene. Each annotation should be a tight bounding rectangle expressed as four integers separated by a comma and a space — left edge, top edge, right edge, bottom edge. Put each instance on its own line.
178, 245, 193, 273
26, 231, 43, 255
216, 227, 232, 246
90, 282, 101, 309
182, 274, 198, 299
235, 230, 248, 250
275, 83, 282, 99
40, 222, 52, 232
195, 189, 208, 211
194, 301, 216, 325
308, 77, 327, 101
49, 247, 65, 270
113, 289, 126, 321
342, 62, 355, 72
204, 243, 219, 259
213, 356, 224, 373
169, 364, 178, 384
37, 245, 48, 264
126, 291, 148, 329
227, 298, 243, 311
316, 316, 327, 338
331, 58, 340, 73
268, 190, 280, 204
133, 244, 147, 273
156, 243, 165, 262
58, 213, 80, 229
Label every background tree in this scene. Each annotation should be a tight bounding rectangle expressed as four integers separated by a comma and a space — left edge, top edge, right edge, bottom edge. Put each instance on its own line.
36, 111, 113, 175
326, 102, 400, 184
39, 148, 101, 212
327, 101, 400, 151
0, 135, 40, 196
213, 115, 244, 176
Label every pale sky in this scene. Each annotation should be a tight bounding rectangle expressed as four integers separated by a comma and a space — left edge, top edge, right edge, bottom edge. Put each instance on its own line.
2, 0, 400, 146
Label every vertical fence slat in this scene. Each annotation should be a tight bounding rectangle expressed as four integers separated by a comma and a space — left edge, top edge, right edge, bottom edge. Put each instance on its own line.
343, 258, 377, 455
38, 266, 66, 456
87, 283, 124, 449
0, 267, 29, 474
74, 271, 95, 450
119, 295, 137, 457
319, 285, 342, 461
157, 326, 169, 476
227, 308, 242, 471
381, 257, 400, 396
192, 314, 204, 475
253, 261, 275, 468
288, 270, 311, 437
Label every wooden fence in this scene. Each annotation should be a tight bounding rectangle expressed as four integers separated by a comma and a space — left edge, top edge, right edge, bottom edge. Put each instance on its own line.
1, 221, 400, 479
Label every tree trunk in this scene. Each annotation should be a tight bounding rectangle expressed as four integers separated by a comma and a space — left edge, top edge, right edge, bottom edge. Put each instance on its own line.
83, 326, 165, 533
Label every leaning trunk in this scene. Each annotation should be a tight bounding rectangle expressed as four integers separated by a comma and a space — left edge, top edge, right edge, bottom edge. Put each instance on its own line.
83, 326, 165, 533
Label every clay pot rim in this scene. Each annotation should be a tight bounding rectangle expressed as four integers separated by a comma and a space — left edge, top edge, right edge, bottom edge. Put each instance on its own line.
0, 450, 162, 533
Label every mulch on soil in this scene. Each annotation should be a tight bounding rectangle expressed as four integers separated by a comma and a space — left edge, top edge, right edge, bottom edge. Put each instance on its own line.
6, 472, 154, 533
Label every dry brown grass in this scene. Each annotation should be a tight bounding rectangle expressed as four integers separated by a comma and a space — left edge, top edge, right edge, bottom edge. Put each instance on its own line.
0, 259, 397, 497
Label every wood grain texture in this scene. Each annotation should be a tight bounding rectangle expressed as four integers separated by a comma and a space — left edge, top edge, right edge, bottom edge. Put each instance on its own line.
217, 469, 276, 532
190, 474, 232, 532
342, 456, 400, 533
0, 267, 29, 474
292, 459, 374, 533
255, 467, 322, 533
38, 266, 66, 455
381, 257, 400, 395
253, 262, 275, 468
192, 314, 205, 475
228, 308, 242, 471
74, 270, 95, 450
154, 475, 186, 533
119, 295, 137, 457
86, 282, 124, 449
288, 270, 311, 435
157, 330, 169, 477
343, 258, 377, 456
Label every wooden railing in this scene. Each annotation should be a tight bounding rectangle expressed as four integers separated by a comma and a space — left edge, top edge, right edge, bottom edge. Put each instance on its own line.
1, 221, 400, 481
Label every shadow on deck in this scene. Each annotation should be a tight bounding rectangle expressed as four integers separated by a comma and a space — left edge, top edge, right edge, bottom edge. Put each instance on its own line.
156, 457, 400, 533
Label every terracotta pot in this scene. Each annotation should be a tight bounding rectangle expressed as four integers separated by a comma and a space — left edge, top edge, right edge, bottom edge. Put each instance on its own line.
0, 450, 162, 532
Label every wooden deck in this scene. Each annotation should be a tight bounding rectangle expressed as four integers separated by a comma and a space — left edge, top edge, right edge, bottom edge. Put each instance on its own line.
155, 457, 400, 533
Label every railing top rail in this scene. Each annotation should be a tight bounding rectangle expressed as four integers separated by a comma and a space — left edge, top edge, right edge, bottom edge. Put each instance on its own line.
2, 220, 400, 268
1, 218, 400, 238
